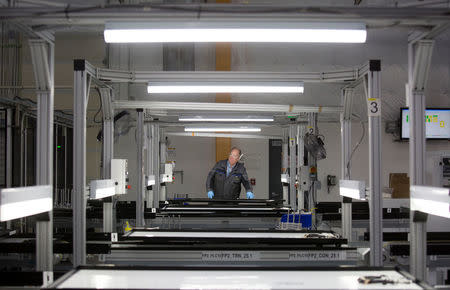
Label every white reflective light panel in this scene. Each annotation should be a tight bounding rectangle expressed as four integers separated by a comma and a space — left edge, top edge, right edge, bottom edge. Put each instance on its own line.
184, 126, 261, 132
54, 269, 421, 289
104, 22, 367, 43
0, 185, 52, 221
147, 82, 304, 94
89, 179, 116, 200
339, 180, 366, 200
411, 185, 450, 218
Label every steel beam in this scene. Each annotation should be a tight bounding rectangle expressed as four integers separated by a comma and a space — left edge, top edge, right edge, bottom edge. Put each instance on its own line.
98, 69, 360, 84
29, 38, 54, 272
73, 60, 91, 267
3, 6, 449, 29
113, 101, 342, 114
408, 40, 434, 281
136, 109, 145, 227
366, 60, 382, 267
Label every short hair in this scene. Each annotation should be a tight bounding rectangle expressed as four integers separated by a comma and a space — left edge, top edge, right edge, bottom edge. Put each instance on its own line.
230, 147, 241, 155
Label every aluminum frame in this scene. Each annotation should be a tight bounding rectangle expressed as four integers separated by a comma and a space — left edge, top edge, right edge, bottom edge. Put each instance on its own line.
366, 62, 383, 267
340, 88, 353, 242
99, 88, 114, 232
408, 39, 434, 281
288, 124, 297, 211
136, 109, 145, 227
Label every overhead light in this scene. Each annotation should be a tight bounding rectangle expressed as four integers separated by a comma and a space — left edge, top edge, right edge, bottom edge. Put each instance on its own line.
339, 180, 366, 200
89, 179, 116, 200
179, 115, 274, 122
0, 185, 52, 221
411, 185, 450, 219
104, 22, 367, 43
185, 126, 261, 132
147, 82, 304, 94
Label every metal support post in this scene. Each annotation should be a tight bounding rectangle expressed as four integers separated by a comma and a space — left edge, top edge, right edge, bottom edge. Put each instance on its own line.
160, 135, 167, 202
297, 124, 305, 211
136, 109, 145, 227
73, 60, 91, 267
408, 39, 434, 281
151, 123, 160, 208
288, 124, 297, 211
341, 88, 353, 242
99, 88, 114, 232
365, 60, 383, 266
29, 39, 54, 272
281, 129, 289, 206
307, 113, 318, 222
6, 108, 12, 188
145, 124, 153, 208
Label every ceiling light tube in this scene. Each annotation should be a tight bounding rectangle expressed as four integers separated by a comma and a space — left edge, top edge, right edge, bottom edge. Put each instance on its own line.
411, 185, 450, 219
179, 115, 274, 122
148, 82, 303, 94
339, 180, 366, 200
0, 185, 52, 221
185, 126, 261, 132
105, 22, 367, 43
90, 179, 116, 200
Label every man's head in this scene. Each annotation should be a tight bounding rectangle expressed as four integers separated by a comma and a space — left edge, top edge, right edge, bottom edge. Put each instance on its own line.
228, 147, 242, 166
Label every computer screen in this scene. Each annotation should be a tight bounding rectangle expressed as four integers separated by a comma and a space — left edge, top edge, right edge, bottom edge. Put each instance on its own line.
401, 108, 450, 140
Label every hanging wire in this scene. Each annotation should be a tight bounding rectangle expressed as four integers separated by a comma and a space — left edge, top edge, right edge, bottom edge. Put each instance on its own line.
346, 113, 366, 179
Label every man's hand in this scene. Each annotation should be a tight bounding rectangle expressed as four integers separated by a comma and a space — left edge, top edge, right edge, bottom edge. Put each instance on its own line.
207, 191, 214, 199
246, 192, 254, 199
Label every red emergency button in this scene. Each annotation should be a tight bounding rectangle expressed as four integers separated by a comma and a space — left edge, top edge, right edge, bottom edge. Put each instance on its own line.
126, 185, 131, 189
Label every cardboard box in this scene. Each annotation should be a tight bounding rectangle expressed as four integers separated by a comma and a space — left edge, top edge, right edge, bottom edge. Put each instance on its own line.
389, 173, 410, 198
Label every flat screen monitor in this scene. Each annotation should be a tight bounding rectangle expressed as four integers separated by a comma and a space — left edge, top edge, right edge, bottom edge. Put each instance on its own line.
401, 108, 450, 140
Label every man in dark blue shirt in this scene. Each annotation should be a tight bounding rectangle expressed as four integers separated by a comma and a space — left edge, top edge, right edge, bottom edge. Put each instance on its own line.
206, 147, 254, 200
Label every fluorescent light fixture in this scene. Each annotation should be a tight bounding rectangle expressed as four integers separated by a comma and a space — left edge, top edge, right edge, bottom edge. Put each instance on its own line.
179, 115, 274, 122
411, 185, 450, 219
0, 185, 52, 221
339, 179, 366, 200
185, 126, 261, 132
104, 22, 366, 43
89, 179, 116, 199
147, 82, 304, 94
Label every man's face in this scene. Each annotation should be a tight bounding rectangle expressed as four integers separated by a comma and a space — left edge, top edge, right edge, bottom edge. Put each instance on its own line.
228, 149, 240, 166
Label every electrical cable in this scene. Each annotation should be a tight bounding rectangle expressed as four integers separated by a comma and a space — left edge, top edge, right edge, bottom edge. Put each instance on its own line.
93, 88, 102, 124
346, 113, 365, 179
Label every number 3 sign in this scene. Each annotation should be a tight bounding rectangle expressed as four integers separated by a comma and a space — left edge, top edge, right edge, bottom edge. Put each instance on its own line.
367, 98, 381, 116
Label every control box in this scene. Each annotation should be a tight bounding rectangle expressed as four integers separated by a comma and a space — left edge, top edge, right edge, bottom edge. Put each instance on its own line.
111, 159, 128, 195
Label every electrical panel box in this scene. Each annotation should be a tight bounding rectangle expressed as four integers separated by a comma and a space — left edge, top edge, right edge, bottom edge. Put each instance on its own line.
299, 166, 311, 191
160, 162, 174, 183
111, 159, 128, 195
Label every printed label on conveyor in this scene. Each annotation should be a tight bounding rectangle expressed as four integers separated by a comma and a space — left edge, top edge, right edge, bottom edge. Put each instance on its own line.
202, 251, 261, 261
289, 251, 347, 261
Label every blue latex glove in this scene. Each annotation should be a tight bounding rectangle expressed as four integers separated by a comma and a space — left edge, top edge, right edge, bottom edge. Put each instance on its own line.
246, 192, 254, 199
207, 191, 214, 199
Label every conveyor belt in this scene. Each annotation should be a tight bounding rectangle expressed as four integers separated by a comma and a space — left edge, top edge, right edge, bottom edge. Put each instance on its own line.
46, 265, 429, 289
